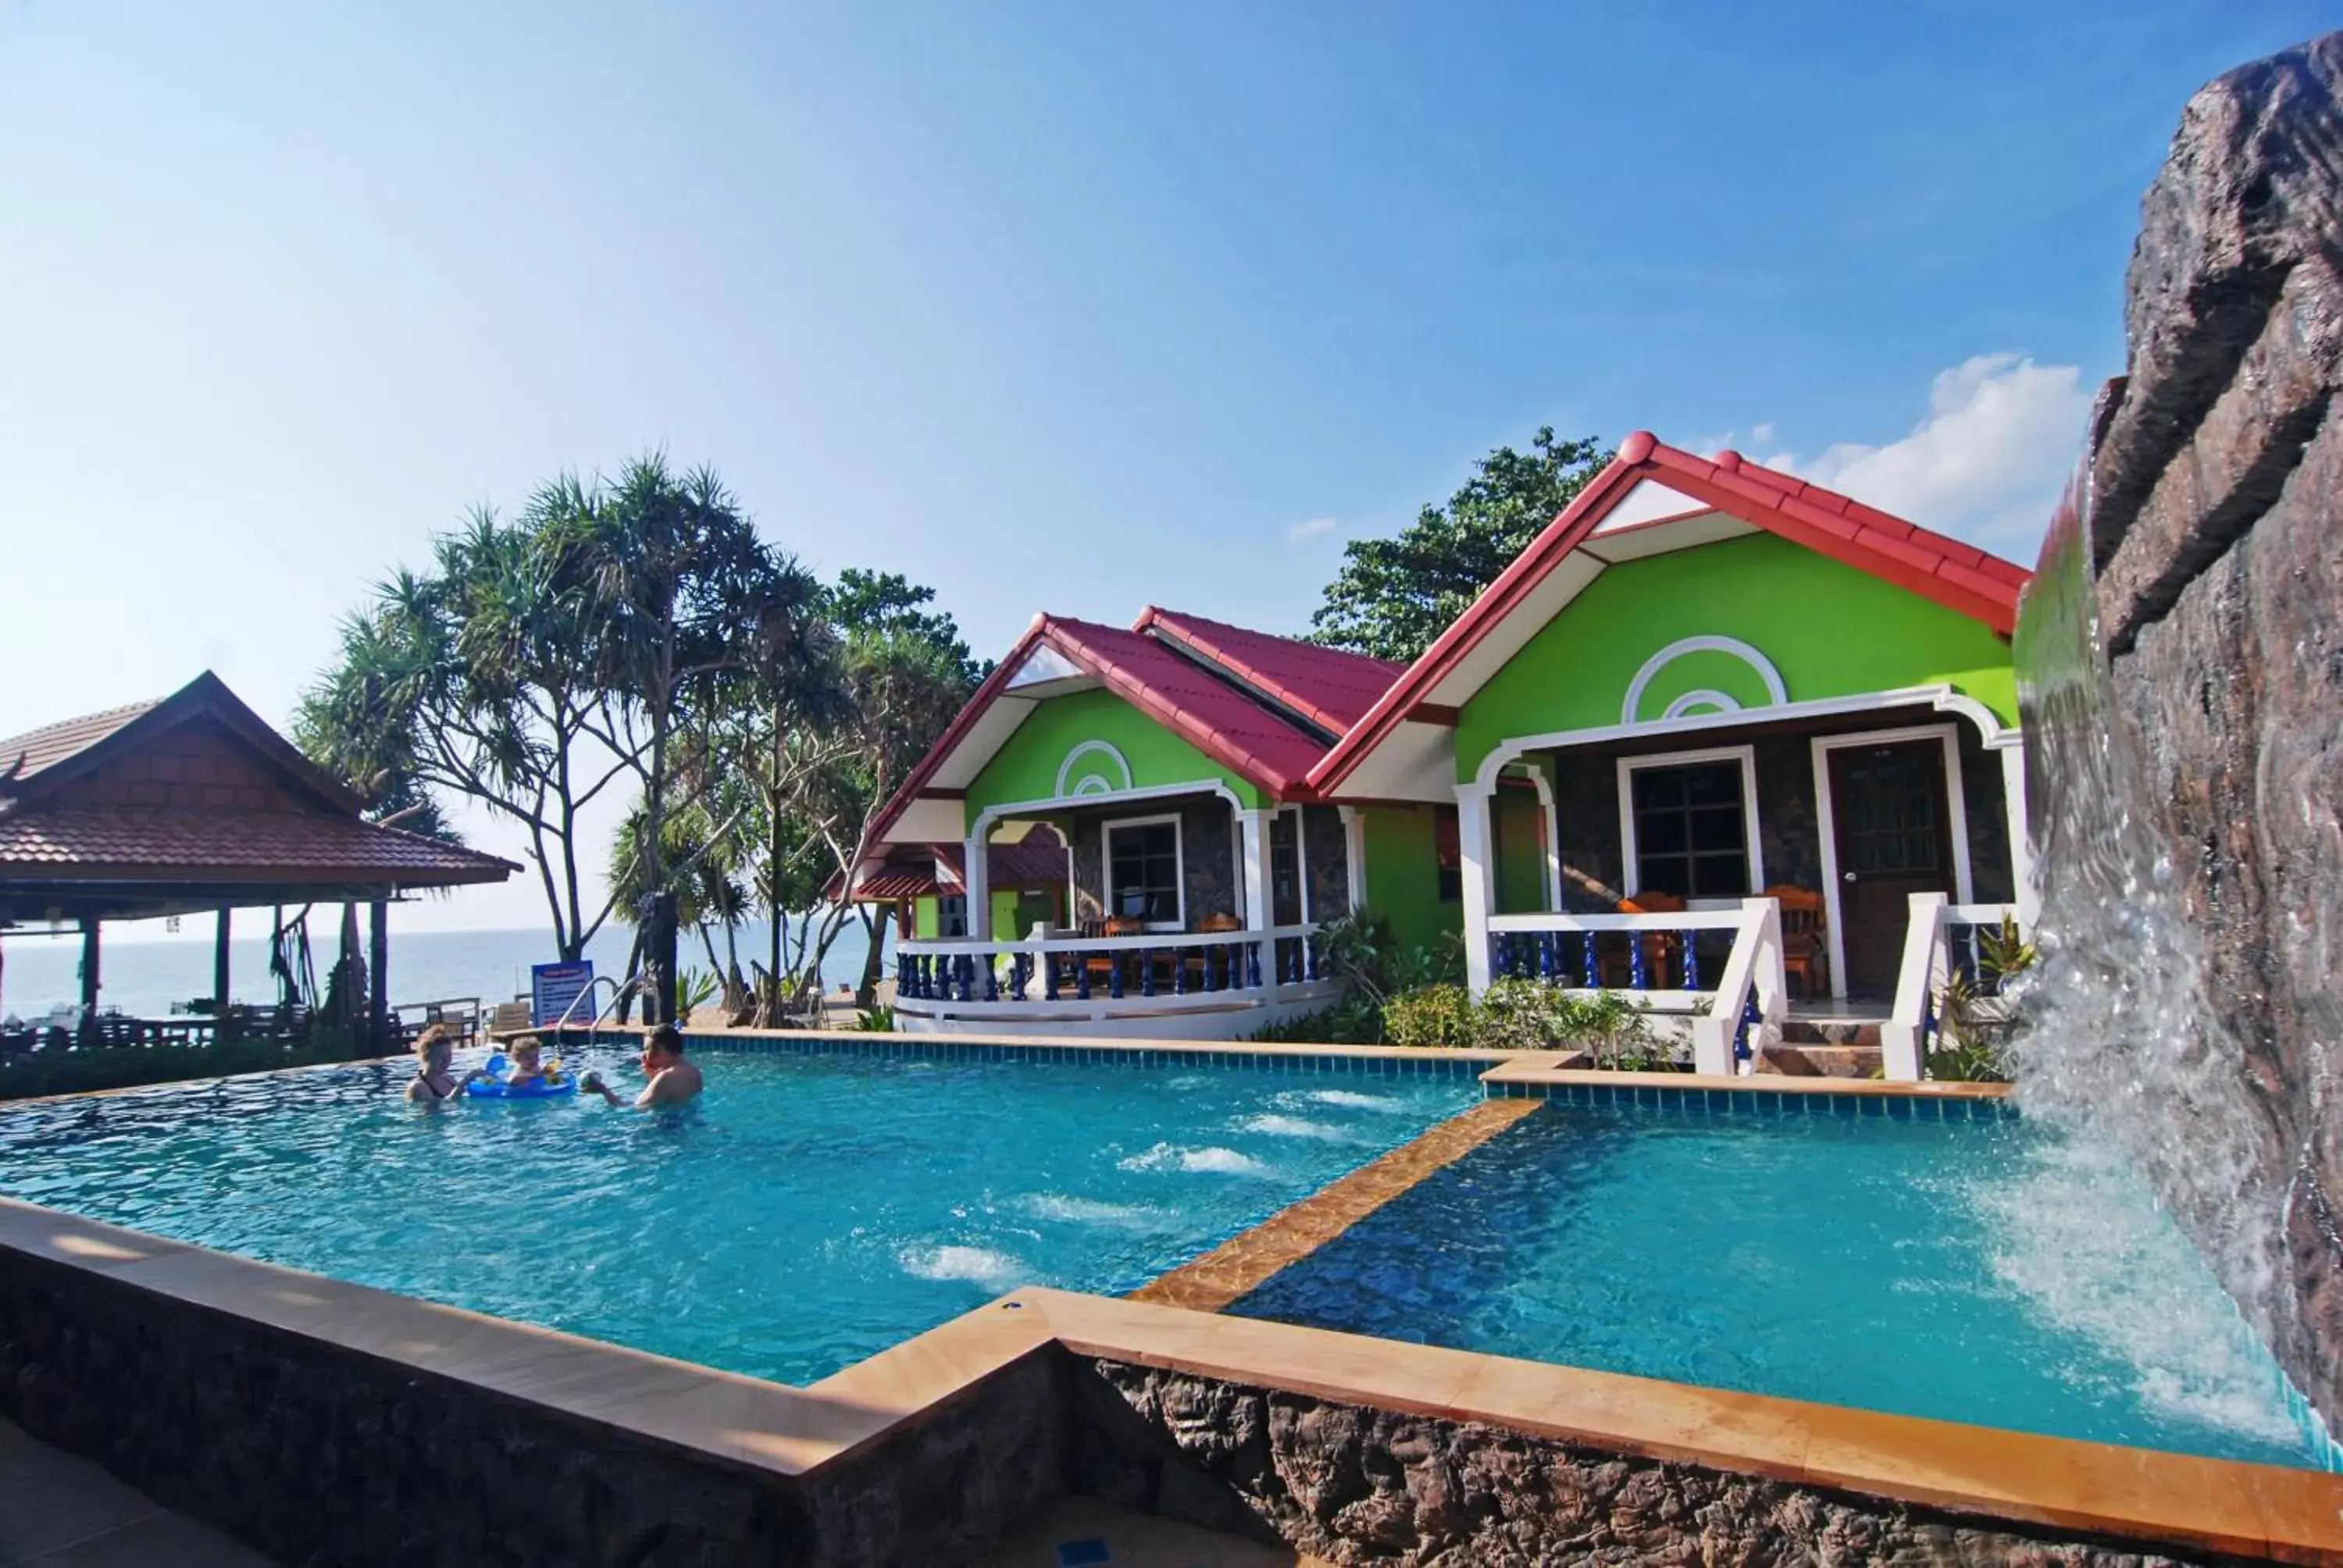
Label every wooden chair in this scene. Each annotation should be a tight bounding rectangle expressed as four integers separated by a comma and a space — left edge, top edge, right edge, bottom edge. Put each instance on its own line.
1601, 890, 1685, 989
1764, 885, 1830, 999
487, 1000, 534, 1039
1181, 911, 1244, 988
1086, 917, 1145, 992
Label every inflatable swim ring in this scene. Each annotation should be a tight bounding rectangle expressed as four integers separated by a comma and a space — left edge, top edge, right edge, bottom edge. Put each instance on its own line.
469, 1053, 576, 1099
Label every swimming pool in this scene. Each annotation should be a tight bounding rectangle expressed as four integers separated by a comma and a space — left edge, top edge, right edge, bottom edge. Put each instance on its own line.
1232, 1098, 2334, 1470
0, 1042, 1475, 1385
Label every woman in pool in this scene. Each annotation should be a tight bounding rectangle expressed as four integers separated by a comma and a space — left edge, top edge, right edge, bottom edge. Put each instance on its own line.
403, 1025, 485, 1104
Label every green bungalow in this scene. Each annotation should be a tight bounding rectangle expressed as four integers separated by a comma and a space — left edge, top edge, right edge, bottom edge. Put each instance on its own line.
858, 433, 2032, 1073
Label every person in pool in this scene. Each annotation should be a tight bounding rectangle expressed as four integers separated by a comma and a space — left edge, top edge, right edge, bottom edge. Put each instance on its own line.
580, 1023, 702, 1109
404, 1024, 486, 1103
501, 1036, 551, 1089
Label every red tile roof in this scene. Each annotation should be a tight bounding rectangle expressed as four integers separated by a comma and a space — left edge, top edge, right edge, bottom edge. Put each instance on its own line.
865, 611, 1345, 846
936, 832, 1072, 889
849, 869, 943, 901
0, 806, 515, 886
0, 699, 163, 784
1307, 431, 2034, 795
1136, 608, 1402, 736
1040, 615, 1332, 796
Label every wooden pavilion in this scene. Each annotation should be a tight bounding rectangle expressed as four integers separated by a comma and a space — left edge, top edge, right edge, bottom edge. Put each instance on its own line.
0, 672, 516, 1050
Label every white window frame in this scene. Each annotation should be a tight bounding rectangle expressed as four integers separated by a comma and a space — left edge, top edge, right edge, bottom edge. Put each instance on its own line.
1810, 723, 1973, 1000
1100, 811, 1186, 932
1615, 743, 1764, 900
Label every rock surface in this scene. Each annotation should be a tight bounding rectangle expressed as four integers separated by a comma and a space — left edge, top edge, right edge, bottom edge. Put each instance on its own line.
1072, 1362, 2222, 1566
2080, 29, 2343, 1420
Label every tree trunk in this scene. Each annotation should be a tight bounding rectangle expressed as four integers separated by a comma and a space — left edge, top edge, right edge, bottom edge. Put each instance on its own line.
856, 905, 886, 1009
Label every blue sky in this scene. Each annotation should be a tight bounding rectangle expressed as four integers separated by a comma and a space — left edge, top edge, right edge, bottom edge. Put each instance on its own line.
1, 0, 2331, 934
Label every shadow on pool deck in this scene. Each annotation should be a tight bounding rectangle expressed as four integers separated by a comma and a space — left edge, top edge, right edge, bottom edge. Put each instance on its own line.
0, 1420, 272, 1567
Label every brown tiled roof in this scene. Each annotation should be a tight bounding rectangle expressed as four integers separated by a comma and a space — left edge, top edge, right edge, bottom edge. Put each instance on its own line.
0, 699, 162, 784
0, 806, 514, 886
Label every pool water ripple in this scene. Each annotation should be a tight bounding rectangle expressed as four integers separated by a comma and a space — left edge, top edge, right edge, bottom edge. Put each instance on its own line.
0, 1048, 1472, 1386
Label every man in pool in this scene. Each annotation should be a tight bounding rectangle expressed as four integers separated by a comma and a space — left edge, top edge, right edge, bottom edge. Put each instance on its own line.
580, 1023, 703, 1109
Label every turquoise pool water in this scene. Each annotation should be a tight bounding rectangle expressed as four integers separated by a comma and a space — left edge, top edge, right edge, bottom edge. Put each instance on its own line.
1233, 1099, 2331, 1469
0, 1043, 1474, 1385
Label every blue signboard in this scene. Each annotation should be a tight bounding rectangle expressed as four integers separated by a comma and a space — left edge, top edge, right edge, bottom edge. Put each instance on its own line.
530, 960, 595, 1028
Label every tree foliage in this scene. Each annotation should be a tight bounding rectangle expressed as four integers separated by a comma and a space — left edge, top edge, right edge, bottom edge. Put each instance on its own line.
1307, 428, 1611, 662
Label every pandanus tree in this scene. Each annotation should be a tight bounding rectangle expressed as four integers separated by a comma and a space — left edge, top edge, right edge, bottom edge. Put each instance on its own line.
547, 455, 831, 1018
296, 511, 629, 960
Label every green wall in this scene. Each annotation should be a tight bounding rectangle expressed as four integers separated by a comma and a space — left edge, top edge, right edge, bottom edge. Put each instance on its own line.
1456, 533, 2017, 781
1359, 804, 1459, 954
965, 686, 1270, 817
1490, 789, 1548, 914
912, 895, 940, 939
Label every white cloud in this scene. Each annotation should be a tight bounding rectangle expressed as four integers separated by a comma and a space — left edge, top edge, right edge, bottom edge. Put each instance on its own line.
1752, 353, 2092, 560
1286, 515, 1339, 545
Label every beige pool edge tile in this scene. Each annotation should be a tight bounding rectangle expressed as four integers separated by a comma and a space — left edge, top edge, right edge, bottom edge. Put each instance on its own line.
1475, 1060, 2015, 1099
1130, 1099, 1542, 1313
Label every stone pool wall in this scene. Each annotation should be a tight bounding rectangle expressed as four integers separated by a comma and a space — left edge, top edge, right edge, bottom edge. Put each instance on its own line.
0, 1239, 1063, 1567
1065, 1361, 2239, 1567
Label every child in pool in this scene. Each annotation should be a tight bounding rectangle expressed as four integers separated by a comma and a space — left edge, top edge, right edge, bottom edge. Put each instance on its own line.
501, 1036, 550, 1089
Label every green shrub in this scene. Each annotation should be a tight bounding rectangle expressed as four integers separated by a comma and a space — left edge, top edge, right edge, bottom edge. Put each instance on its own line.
1375, 980, 1674, 1067
1382, 984, 1478, 1047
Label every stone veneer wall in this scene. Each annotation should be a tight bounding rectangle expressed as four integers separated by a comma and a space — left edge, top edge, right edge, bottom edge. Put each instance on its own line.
0, 1245, 1064, 1568
2064, 30, 2343, 1419
1302, 804, 1351, 921
1067, 797, 1238, 928
1545, 729, 2013, 913
1064, 1361, 2228, 1567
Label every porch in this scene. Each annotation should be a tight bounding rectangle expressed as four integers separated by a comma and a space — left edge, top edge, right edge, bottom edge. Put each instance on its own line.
892, 786, 1357, 1037
1458, 697, 2032, 1078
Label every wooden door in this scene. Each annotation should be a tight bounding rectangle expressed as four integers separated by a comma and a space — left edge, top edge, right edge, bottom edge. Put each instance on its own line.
1828, 740, 1954, 996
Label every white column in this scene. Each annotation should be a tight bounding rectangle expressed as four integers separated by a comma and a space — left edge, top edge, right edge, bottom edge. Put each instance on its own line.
2001, 741, 2038, 927
963, 824, 991, 940
1338, 806, 1368, 913
1457, 783, 1497, 992
1239, 809, 1273, 930
1528, 759, 1562, 913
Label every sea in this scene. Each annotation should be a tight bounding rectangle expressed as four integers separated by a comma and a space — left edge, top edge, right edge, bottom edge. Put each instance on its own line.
0, 916, 878, 1025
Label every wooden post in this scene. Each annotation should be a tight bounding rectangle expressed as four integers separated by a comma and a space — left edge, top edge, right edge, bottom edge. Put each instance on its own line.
368, 900, 390, 1057
213, 906, 232, 1010
78, 916, 100, 1043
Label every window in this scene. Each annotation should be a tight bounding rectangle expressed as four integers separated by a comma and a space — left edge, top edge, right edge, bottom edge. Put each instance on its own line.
1628, 761, 1750, 898
1104, 817, 1182, 928
935, 895, 968, 938
1434, 805, 1461, 903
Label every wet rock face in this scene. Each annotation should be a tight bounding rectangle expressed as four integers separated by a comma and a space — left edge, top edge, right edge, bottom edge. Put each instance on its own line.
2084, 30, 2343, 1417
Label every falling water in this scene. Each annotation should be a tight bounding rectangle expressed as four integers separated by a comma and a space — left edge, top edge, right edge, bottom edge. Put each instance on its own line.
2009, 468, 2298, 1381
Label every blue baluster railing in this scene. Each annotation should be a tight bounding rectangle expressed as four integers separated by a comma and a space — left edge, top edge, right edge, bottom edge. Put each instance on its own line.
1683, 933, 1700, 992
1245, 941, 1262, 989
1581, 931, 1599, 988
983, 954, 999, 1002
1629, 931, 1649, 990
1139, 950, 1155, 997
1735, 989, 1760, 1066
1045, 953, 1061, 1001
1108, 952, 1125, 999
1075, 950, 1092, 1000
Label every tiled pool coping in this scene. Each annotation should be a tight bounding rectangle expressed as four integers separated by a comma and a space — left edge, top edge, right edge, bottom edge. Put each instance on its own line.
3, 1195, 2339, 1563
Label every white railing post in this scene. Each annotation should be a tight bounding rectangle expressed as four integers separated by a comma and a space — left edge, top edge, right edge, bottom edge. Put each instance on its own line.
1881, 891, 1950, 1082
